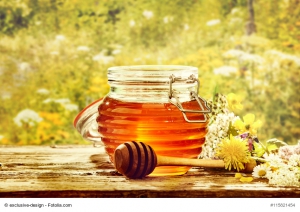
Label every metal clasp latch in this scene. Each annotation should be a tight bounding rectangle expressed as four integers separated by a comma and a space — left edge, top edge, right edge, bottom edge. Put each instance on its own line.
168, 74, 211, 123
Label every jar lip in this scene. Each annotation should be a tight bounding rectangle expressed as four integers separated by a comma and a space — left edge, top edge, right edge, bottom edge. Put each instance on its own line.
108, 65, 198, 72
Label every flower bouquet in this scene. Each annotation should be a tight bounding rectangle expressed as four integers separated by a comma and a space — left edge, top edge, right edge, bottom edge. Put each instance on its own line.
199, 93, 300, 187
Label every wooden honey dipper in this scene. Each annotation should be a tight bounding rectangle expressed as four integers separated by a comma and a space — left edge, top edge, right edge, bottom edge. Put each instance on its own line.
113, 141, 225, 179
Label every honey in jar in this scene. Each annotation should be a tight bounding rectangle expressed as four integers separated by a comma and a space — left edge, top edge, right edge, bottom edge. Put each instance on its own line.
74, 65, 210, 176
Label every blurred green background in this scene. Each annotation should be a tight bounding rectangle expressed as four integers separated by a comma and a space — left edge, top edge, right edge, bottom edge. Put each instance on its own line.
0, 0, 299, 145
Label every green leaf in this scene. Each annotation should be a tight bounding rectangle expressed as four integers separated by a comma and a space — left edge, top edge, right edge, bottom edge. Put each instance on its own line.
267, 144, 279, 152
212, 85, 219, 103
227, 121, 239, 136
253, 142, 265, 157
266, 138, 288, 153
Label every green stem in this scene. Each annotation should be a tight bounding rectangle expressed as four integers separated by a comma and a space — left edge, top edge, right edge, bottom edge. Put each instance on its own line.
258, 140, 268, 153
251, 156, 266, 163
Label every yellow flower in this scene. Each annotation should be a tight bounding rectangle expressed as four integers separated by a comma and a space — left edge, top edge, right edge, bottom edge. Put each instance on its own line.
39, 112, 63, 126
216, 135, 251, 172
233, 113, 262, 135
235, 173, 243, 178
226, 93, 243, 111
240, 176, 253, 183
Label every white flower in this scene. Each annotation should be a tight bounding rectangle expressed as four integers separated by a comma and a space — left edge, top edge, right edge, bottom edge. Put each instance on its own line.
112, 49, 121, 55
43, 98, 53, 104
1, 92, 11, 100
42, 98, 78, 111
224, 49, 264, 64
265, 50, 300, 67
263, 153, 284, 167
278, 145, 294, 160
213, 66, 238, 76
50, 51, 59, 56
129, 20, 136, 27
240, 53, 264, 64
77, 46, 90, 52
206, 19, 221, 26
163, 16, 173, 24
229, 17, 243, 25
55, 35, 66, 41
252, 164, 270, 178
62, 103, 78, 112
288, 154, 300, 167
267, 165, 300, 187
54, 98, 71, 104
231, 8, 240, 15
183, 24, 189, 31
36, 88, 50, 95
217, 130, 224, 138
223, 49, 245, 58
18, 62, 31, 72
92, 53, 114, 64
163, 16, 169, 24
294, 142, 300, 154
245, 76, 265, 87
143, 10, 153, 19
13, 109, 43, 127
43, 98, 70, 104
200, 112, 238, 159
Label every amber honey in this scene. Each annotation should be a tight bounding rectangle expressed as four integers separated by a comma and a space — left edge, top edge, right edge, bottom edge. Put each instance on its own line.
96, 96, 208, 176
74, 65, 210, 176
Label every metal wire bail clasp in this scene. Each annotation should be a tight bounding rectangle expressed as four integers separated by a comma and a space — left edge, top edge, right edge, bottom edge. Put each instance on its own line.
168, 74, 211, 123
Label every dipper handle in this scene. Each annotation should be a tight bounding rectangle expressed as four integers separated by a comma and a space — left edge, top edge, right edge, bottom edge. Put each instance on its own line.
113, 141, 224, 179
157, 155, 225, 168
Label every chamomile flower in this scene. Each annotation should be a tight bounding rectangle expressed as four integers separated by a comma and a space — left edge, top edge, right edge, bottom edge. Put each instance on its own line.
252, 164, 270, 178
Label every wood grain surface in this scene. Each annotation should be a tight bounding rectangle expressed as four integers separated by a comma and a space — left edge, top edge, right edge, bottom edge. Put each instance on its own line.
0, 145, 299, 198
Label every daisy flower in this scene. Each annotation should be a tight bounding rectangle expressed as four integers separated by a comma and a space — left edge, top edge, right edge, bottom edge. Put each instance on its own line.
252, 164, 270, 178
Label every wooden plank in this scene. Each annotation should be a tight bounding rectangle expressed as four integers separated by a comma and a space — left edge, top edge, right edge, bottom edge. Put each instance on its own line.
0, 145, 299, 197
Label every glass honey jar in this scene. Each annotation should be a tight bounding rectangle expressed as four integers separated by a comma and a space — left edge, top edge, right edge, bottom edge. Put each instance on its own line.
74, 65, 210, 176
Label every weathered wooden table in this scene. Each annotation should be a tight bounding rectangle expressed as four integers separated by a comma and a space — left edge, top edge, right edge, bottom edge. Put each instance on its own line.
0, 145, 299, 198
